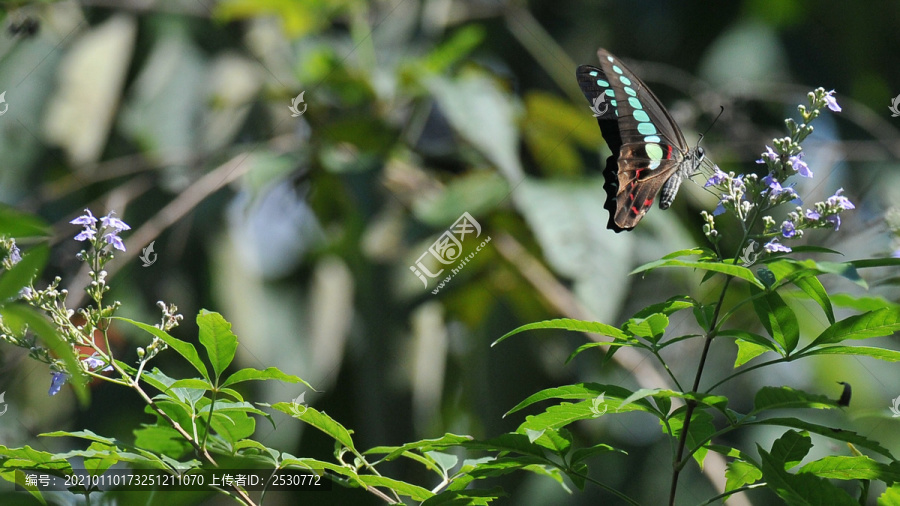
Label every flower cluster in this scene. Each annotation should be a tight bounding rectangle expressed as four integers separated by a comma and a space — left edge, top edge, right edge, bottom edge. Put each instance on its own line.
71, 209, 131, 252
703, 88, 851, 257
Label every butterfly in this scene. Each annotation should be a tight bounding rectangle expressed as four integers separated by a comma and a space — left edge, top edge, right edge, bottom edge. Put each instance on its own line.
576, 48, 710, 232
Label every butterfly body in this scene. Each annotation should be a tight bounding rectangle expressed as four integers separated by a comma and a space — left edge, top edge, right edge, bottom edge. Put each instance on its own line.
576, 49, 707, 232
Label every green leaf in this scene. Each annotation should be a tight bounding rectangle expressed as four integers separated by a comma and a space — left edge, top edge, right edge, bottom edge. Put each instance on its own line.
630, 295, 696, 319
749, 418, 893, 459
769, 430, 812, 469
0, 304, 88, 405
196, 310, 238, 383
758, 446, 857, 505
365, 433, 473, 462
725, 460, 762, 492
461, 433, 549, 459
879, 483, 900, 505
751, 288, 800, 353
220, 366, 313, 390
791, 275, 835, 325
849, 258, 900, 269
810, 308, 900, 347
115, 317, 210, 382
0, 244, 47, 302
830, 293, 899, 312
269, 404, 356, 453
569, 443, 625, 465
133, 425, 191, 459
419, 25, 485, 74
661, 248, 710, 260
734, 339, 775, 367
493, 318, 627, 347
421, 488, 505, 505
169, 378, 214, 391
357, 475, 433, 501
631, 259, 765, 288
753, 386, 838, 413
669, 408, 715, 467
802, 345, 900, 362
0, 205, 51, 238
623, 313, 669, 343
799, 455, 900, 482
504, 383, 647, 417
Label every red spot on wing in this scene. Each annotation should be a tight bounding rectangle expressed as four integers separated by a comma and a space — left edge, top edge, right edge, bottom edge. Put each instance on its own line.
666, 145, 673, 159
631, 205, 639, 215
634, 168, 644, 179
644, 198, 653, 207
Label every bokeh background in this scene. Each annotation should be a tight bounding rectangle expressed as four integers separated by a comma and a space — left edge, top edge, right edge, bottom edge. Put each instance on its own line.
1, 0, 899, 504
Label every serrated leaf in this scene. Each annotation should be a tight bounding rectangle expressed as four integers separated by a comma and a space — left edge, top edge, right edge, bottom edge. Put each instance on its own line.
631, 259, 765, 288
725, 459, 762, 492
494, 318, 627, 346
365, 433, 473, 462
504, 383, 647, 417
270, 404, 355, 452
669, 408, 715, 467
624, 313, 669, 343
116, 317, 210, 383
878, 483, 900, 505
753, 386, 838, 413
421, 488, 505, 505
810, 308, 900, 347
569, 443, 625, 465
196, 310, 238, 383
758, 446, 858, 505
799, 455, 900, 482
770, 430, 812, 469
630, 295, 696, 319
750, 418, 893, 459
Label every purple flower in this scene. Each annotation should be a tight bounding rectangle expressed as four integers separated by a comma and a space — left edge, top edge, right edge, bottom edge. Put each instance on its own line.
74, 228, 96, 242
705, 167, 728, 188
805, 209, 821, 220
104, 233, 126, 252
101, 213, 131, 232
756, 146, 778, 164
782, 220, 797, 238
764, 239, 792, 253
49, 371, 68, 396
83, 354, 113, 372
8, 243, 21, 265
826, 214, 841, 230
70, 209, 98, 227
824, 90, 841, 112
826, 188, 855, 210
19, 287, 32, 299
713, 199, 727, 216
789, 153, 812, 178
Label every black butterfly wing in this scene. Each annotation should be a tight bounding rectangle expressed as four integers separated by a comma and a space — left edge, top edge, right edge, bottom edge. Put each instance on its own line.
576, 49, 691, 232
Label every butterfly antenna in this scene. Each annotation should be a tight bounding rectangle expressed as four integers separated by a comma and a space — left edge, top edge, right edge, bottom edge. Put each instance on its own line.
697, 106, 725, 145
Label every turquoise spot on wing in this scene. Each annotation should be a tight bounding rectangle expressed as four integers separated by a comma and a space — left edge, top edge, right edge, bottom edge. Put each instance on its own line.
605, 89, 616, 97
619, 76, 632, 86
649, 160, 661, 170
638, 123, 657, 135
628, 97, 643, 109
644, 135, 661, 143
596, 79, 609, 87
612, 65, 623, 74
589, 71, 598, 77
610, 100, 617, 107
646, 143, 664, 160
633, 110, 650, 122
607, 56, 614, 62
624, 87, 636, 97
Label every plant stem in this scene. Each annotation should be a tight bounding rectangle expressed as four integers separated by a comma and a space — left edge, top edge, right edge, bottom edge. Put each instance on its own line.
668, 276, 731, 506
